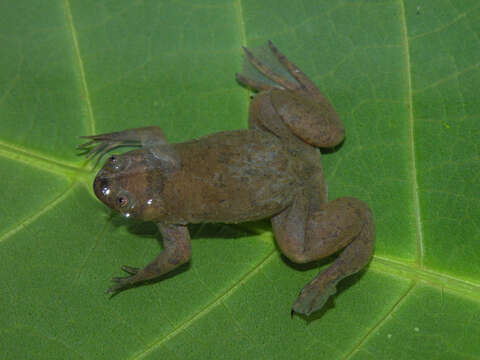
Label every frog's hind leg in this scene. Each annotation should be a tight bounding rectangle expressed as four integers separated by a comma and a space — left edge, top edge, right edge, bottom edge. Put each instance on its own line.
267, 41, 345, 148
272, 194, 375, 316
238, 42, 345, 148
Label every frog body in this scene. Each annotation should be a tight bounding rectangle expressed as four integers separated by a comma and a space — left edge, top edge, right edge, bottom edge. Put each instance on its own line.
80, 41, 375, 317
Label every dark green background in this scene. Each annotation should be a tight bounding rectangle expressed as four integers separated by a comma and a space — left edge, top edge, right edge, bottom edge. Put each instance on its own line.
1, 0, 479, 359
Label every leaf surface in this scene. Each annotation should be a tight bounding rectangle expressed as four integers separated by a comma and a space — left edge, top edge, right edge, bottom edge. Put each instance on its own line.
1, 0, 479, 359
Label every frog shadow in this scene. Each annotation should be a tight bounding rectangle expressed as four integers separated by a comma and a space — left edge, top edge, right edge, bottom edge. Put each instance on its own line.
108, 208, 366, 318
320, 138, 345, 154
107, 215, 257, 295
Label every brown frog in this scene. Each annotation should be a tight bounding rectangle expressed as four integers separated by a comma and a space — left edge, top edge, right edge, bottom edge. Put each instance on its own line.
79, 41, 375, 316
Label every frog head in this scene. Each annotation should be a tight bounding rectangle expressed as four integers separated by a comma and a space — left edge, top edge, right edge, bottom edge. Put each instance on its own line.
93, 149, 166, 221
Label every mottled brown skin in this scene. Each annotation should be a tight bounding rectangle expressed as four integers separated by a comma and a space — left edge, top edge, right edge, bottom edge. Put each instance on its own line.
79, 41, 375, 317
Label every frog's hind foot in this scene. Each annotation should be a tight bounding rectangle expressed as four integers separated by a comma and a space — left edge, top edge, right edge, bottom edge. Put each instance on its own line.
238, 41, 323, 92
78, 127, 167, 167
235, 73, 276, 92
266, 41, 322, 95
78, 135, 123, 167
238, 41, 338, 109
237, 44, 300, 91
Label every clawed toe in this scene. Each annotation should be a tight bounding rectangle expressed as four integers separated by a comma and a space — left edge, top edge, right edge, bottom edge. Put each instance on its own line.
105, 265, 141, 294
105, 275, 135, 294
121, 265, 140, 275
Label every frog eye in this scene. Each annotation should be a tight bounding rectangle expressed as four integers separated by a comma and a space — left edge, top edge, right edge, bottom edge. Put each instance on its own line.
109, 155, 119, 168
117, 196, 128, 207
107, 154, 129, 171
108, 155, 123, 170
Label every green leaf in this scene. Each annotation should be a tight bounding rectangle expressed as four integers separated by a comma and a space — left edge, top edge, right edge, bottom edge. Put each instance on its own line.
1, 0, 479, 359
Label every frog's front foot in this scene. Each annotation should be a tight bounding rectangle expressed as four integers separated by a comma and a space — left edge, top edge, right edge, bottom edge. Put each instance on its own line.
291, 277, 337, 316
105, 265, 141, 293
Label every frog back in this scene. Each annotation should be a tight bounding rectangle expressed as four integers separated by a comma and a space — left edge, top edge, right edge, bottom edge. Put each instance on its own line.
159, 129, 302, 224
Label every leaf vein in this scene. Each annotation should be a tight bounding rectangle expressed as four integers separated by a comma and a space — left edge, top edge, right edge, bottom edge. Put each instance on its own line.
0, 140, 90, 180
372, 256, 480, 301
234, 0, 246, 47
131, 249, 276, 359
409, 3, 480, 41
63, 0, 96, 134
399, 0, 424, 266
342, 282, 416, 359
0, 183, 76, 244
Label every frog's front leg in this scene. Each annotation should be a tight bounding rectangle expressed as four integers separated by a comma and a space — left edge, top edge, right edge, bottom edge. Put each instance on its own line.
272, 194, 375, 316
78, 126, 167, 166
106, 223, 191, 293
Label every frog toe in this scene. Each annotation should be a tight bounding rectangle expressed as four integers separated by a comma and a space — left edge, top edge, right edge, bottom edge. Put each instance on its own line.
78, 135, 123, 166
121, 265, 140, 275
236, 72, 274, 92
106, 276, 134, 294
105, 265, 141, 293
105, 282, 125, 294
241, 43, 298, 90
107, 278, 124, 291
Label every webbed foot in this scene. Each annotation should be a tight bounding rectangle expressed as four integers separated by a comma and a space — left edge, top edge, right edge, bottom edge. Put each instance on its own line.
78, 127, 167, 166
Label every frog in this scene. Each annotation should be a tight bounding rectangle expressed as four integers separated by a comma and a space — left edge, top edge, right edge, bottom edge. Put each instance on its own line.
79, 41, 375, 316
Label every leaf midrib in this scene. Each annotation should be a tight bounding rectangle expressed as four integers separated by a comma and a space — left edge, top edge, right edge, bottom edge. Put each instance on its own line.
0, 140, 90, 179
